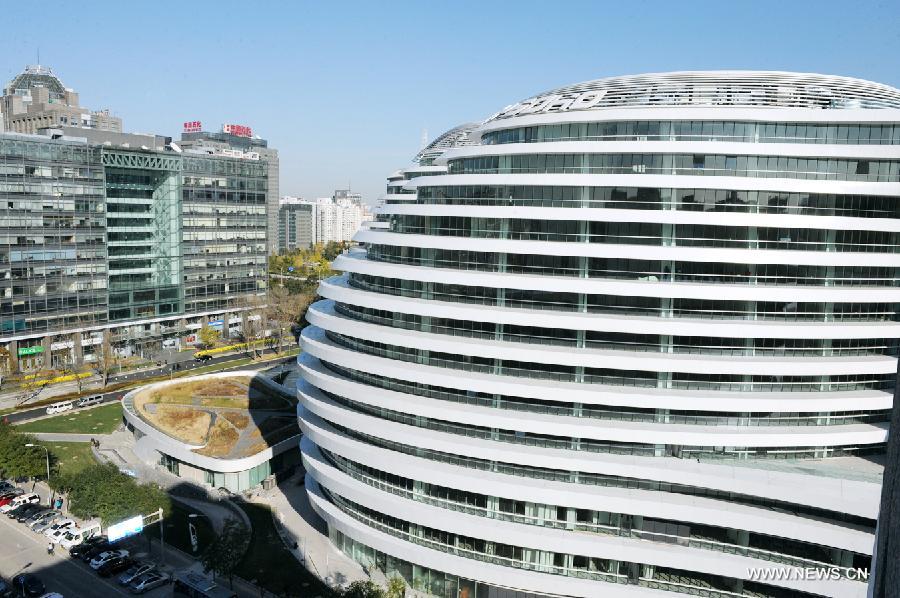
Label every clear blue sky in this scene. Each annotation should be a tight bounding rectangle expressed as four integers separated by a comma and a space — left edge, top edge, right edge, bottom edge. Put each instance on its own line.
5, 0, 900, 203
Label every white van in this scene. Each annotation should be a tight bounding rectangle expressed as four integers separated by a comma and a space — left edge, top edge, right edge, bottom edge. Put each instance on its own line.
0, 493, 39, 513
45, 401, 74, 415
58, 522, 102, 549
76, 395, 103, 408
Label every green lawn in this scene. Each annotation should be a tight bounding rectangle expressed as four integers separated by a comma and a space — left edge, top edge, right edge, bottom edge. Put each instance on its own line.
234, 501, 334, 597
46, 441, 97, 476
17, 402, 123, 434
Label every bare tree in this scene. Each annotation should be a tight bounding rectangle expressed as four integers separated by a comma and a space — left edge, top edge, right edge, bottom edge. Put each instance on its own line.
265, 285, 310, 355
90, 332, 116, 388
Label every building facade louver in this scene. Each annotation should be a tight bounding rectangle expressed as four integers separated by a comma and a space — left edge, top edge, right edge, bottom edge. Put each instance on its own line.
297, 71, 900, 598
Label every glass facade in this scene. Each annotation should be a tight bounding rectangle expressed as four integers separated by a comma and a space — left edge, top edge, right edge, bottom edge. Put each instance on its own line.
0, 135, 106, 368
300, 73, 896, 598
182, 156, 268, 314
0, 133, 270, 371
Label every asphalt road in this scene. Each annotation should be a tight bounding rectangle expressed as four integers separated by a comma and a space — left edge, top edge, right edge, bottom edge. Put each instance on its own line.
0, 505, 166, 598
4, 351, 297, 425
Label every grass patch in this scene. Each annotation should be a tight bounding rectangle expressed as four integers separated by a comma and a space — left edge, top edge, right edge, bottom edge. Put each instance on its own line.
17, 402, 123, 434
234, 501, 333, 597
153, 406, 211, 445
47, 441, 98, 476
194, 418, 239, 457
145, 503, 215, 556
221, 412, 250, 430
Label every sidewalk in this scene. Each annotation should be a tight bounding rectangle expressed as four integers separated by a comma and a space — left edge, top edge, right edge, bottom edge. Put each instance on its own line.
266, 472, 366, 589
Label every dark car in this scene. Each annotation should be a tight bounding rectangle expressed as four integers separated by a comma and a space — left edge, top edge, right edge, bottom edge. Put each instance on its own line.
5, 504, 27, 519
16, 505, 50, 523
0, 577, 11, 598
15, 504, 44, 522
23, 508, 49, 524
80, 539, 115, 562
70, 535, 107, 559
97, 556, 134, 578
194, 353, 212, 362
10, 574, 44, 598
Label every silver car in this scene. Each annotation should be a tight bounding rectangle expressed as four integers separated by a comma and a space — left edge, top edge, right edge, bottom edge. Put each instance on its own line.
129, 572, 169, 594
30, 511, 62, 533
118, 562, 155, 586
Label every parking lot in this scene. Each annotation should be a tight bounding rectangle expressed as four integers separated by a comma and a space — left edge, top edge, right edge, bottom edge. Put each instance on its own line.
0, 502, 170, 598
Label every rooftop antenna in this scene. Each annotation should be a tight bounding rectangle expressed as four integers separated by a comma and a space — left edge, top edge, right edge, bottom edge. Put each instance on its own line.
420, 128, 428, 149
36, 48, 40, 66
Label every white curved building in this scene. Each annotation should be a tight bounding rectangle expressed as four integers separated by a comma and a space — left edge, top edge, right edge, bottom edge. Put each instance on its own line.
298, 71, 900, 598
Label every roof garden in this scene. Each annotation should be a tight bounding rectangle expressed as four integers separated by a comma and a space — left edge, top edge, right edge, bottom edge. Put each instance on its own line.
131, 373, 299, 460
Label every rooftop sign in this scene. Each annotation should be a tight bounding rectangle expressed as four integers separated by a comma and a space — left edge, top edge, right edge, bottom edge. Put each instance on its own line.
223, 124, 252, 138
183, 120, 202, 133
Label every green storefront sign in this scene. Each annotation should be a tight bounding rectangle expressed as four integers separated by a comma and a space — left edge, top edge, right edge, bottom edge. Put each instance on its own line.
17, 346, 44, 357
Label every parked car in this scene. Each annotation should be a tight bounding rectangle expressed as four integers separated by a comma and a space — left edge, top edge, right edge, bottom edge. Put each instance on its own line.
98, 556, 134, 578
22, 507, 50, 525
42, 518, 74, 538
118, 562, 155, 586
90, 549, 129, 570
0, 493, 38, 513
129, 571, 170, 594
0, 577, 10, 598
69, 535, 107, 559
76, 395, 103, 408
194, 353, 212, 362
0, 480, 13, 493
15, 504, 45, 522
47, 522, 77, 543
0, 490, 24, 508
58, 522, 102, 550
80, 539, 115, 562
7, 502, 39, 520
10, 574, 44, 598
30, 511, 62, 533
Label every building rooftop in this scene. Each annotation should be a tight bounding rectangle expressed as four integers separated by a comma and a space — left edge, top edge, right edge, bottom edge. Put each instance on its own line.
487, 71, 900, 122
129, 373, 299, 460
5, 65, 68, 97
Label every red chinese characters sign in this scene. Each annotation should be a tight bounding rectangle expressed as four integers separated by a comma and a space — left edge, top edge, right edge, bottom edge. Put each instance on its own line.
223, 124, 253, 138
183, 120, 202, 133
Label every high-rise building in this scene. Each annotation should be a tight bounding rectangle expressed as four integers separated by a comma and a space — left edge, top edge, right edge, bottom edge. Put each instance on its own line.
0, 128, 268, 371
278, 197, 316, 251
297, 72, 900, 598
1, 65, 122, 134
179, 123, 280, 255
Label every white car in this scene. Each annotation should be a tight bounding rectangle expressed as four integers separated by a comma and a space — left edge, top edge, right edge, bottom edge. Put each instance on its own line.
0, 493, 39, 513
90, 549, 129, 570
43, 518, 74, 538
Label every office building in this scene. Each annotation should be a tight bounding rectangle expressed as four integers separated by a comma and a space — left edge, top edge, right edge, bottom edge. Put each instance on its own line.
1, 65, 122, 134
297, 72, 900, 597
180, 123, 280, 255
0, 128, 268, 372
279, 196, 316, 251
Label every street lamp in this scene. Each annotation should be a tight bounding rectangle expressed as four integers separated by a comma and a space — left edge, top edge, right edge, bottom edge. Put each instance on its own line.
24, 443, 50, 482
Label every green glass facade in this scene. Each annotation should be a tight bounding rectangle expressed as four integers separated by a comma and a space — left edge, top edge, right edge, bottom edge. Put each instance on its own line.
0, 132, 269, 371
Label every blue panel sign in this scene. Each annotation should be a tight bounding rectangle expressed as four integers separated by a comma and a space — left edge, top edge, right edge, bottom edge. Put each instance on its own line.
107, 515, 144, 542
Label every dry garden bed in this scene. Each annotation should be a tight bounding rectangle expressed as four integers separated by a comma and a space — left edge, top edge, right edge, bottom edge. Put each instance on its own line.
132, 374, 299, 458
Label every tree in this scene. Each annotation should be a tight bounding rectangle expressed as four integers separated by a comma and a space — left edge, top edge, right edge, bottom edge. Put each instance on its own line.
53, 462, 171, 526
90, 331, 116, 388
341, 580, 385, 598
202, 518, 250, 589
386, 576, 406, 598
199, 325, 221, 350
0, 423, 49, 480
265, 285, 313, 354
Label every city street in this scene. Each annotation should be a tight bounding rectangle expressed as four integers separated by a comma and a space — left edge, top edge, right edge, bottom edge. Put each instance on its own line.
0, 507, 168, 598
1, 350, 298, 422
